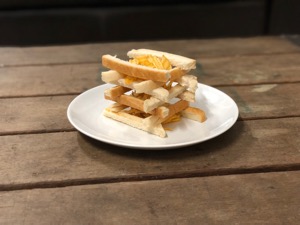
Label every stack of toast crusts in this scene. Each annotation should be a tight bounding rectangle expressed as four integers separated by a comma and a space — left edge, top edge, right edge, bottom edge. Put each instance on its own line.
101, 49, 206, 138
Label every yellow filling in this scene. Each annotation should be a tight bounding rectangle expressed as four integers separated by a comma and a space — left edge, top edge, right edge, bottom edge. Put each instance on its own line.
124, 76, 138, 85
129, 55, 172, 70
125, 55, 172, 85
162, 113, 181, 124
162, 113, 182, 130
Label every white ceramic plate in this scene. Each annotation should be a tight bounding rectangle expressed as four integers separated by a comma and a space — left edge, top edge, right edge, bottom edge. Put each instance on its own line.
67, 83, 239, 150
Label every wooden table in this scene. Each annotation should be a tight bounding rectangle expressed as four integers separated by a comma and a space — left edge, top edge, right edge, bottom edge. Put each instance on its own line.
0, 36, 299, 224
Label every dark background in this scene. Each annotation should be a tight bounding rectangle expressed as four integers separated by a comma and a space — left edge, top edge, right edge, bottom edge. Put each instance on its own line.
0, 0, 299, 46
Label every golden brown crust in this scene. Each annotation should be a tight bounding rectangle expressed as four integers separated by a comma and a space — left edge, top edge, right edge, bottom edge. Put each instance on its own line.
127, 49, 196, 70
104, 86, 130, 99
161, 100, 189, 123
105, 94, 145, 112
181, 107, 206, 122
103, 108, 167, 137
102, 55, 185, 82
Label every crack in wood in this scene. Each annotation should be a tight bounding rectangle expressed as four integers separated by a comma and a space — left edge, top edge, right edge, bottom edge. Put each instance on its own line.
1, 165, 300, 192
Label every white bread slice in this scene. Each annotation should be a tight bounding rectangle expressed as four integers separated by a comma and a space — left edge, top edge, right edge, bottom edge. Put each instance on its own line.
127, 49, 196, 71
104, 92, 163, 114
101, 70, 176, 102
168, 84, 187, 100
102, 71, 169, 102
178, 91, 195, 102
181, 107, 206, 122
104, 86, 130, 99
118, 78, 169, 100
103, 108, 167, 138
176, 75, 198, 93
132, 80, 162, 93
102, 54, 185, 82
101, 70, 124, 84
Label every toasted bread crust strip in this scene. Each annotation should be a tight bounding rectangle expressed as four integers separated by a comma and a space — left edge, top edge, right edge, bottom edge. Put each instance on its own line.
120, 79, 164, 93
104, 86, 130, 99
103, 108, 166, 137
101, 70, 125, 84
178, 91, 195, 102
176, 75, 198, 93
160, 100, 189, 123
102, 55, 185, 82
105, 94, 168, 118
105, 94, 145, 112
181, 107, 206, 122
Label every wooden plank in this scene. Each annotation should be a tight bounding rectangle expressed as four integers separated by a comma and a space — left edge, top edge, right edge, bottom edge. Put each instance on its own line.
0, 36, 299, 66
0, 83, 299, 135
198, 53, 300, 86
0, 171, 299, 224
0, 95, 75, 135
1, 53, 300, 98
0, 118, 299, 188
0, 63, 102, 97
220, 83, 300, 119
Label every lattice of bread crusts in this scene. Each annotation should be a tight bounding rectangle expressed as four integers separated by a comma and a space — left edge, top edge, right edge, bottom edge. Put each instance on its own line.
101, 49, 206, 138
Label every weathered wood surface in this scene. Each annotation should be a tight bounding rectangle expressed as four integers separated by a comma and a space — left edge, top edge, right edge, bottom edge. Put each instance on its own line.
0, 63, 101, 97
1, 36, 299, 224
0, 118, 299, 188
0, 36, 299, 66
199, 52, 300, 86
0, 83, 299, 135
0, 95, 75, 135
220, 83, 300, 119
0, 171, 299, 225
1, 53, 300, 98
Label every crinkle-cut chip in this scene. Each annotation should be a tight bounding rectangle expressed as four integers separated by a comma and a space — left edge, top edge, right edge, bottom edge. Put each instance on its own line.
129, 55, 172, 70
161, 55, 172, 70
124, 75, 139, 85
148, 55, 164, 69
162, 113, 181, 124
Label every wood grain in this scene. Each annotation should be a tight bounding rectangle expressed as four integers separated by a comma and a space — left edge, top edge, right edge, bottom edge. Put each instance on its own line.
0, 63, 103, 98
1, 53, 300, 98
0, 171, 299, 225
220, 83, 300, 119
1, 36, 299, 225
0, 118, 299, 188
0, 83, 299, 135
0, 36, 299, 66
198, 53, 300, 86
0, 95, 75, 135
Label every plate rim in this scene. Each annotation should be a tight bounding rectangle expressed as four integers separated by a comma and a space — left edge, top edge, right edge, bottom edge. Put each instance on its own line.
67, 83, 239, 150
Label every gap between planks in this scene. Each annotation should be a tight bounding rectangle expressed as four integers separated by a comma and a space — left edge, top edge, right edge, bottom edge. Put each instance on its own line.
0, 116, 299, 137
1, 81, 300, 100
0, 50, 299, 68
1, 164, 300, 192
